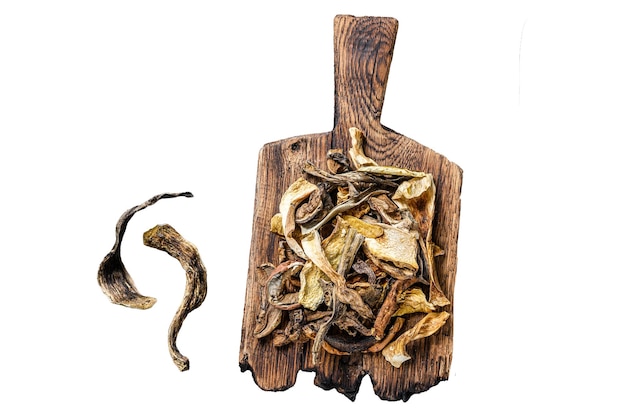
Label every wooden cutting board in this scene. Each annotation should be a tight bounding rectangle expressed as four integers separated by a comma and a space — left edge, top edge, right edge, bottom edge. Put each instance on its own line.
239, 14, 462, 401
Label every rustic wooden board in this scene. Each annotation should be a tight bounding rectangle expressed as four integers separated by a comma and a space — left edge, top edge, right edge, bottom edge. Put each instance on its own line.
239, 14, 463, 401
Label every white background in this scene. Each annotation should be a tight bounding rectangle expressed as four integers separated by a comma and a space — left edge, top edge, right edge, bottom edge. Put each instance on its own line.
1, 0, 624, 415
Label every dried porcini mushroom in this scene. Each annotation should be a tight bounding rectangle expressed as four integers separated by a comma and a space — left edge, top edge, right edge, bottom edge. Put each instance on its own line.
327, 148, 351, 174
97, 191, 193, 309
254, 128, 450, 368
143, 224, 207, 372
382, 311, 450, 368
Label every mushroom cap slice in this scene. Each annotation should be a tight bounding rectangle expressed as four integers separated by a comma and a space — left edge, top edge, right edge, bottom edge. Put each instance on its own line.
362, 223, 419, 272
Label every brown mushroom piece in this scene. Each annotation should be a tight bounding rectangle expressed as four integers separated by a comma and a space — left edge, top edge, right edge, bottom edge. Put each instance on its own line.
266, 260, 304, 310
273, 308, 308, 347
326, 148, 351, 174
392, 174, 436, 240
295, 185, 325, 225
324, 333, 378, 353
368, 194, 402, 225
143, 224, 207, 372
253, 263, 285, 339
365, 317, 405, 353
300, 188, 387, 235
97, 191, 193, 309
371, 278, 418, 340
351, 258, 379, 284
303, 161, 400, 190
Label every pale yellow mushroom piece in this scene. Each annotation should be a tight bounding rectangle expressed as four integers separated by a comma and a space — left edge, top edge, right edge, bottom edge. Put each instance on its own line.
270, 213, 284, 236
393, 287, 435, 317
357, 165, 429, 179
362, 223, 419, 273
382, 311, 450, 368
278, 177, 318, 260
298, 261, 326, 310
341, 215, 384, 238
348, 127, 378, 169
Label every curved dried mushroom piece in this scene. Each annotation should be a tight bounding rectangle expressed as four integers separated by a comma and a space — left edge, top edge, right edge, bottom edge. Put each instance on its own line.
265, 260, 304, 310
279, 177, 319, 259
362, 223, 419, 273
143, 224, 207, 372
97, 192, 193, 309
348, 127, 377, 169
254, 263, 287, 339
382, 311, 450, 368
326, 148, 351, 174
254, 128, 451, 368
295, 186, 325, 225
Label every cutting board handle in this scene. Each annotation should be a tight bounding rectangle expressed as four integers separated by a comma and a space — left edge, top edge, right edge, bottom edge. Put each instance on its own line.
333, 15, 399, 143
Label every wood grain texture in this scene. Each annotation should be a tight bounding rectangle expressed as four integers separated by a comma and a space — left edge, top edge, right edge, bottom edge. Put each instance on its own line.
239, 15, 463, 401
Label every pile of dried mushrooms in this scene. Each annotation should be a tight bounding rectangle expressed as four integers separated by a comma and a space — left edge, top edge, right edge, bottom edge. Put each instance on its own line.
254, 128, 450, 368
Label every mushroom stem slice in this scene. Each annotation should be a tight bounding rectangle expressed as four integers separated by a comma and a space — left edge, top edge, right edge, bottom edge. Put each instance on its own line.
357, 165, 429, 179
143, 224, 207, 372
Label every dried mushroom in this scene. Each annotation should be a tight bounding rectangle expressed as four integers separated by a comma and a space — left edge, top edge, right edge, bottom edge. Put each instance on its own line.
254, 128, 451, 368
143, 224, 207, 372
97, 192, 193, 309
382, 311, 450, 368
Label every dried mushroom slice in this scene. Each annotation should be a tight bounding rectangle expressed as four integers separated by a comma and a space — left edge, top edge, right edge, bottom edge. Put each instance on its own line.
361, 222, 421, 284
392, 174, 436, 240
382, 311, 450, 368
371, 278, 417, 340
143, 224, 207, 372
326, 148, 351, 174
97, 191, 193, 309
342, 215, 384, 238
393, 287, 435, 316
279, 177, 319, 259
265, 260, 304, 310
295, 186, 325, 225
254, 263, 284, 339
348, 127, 378, 169
298, 261, 327, 311
424, 238, 451, 307
358, 165, 429, 179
